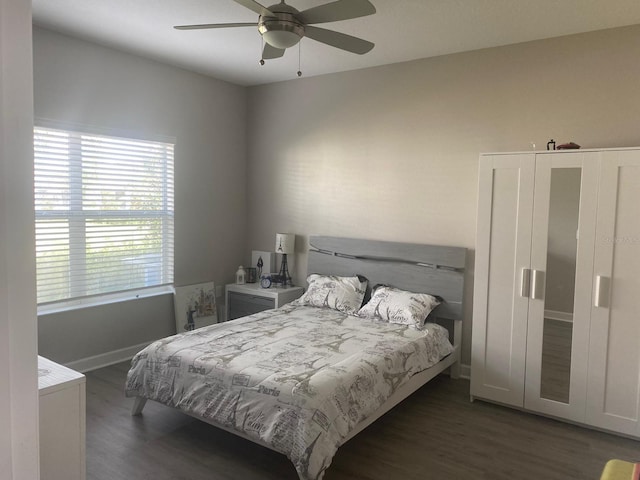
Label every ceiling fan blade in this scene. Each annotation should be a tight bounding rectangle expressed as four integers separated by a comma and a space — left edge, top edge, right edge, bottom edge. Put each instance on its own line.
174, 22, 257, 30
262, 43, 286, 59
233, 0, 274, 16
299, 0, 375, 24
304, 26, 374, 54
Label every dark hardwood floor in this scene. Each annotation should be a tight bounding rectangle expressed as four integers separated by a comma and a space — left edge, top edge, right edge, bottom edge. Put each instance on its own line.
86, 362, 639, 480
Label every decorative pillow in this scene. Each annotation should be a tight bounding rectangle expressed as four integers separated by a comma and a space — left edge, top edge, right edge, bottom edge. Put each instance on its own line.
292, 274, 367, 314
357, 285, 440, 328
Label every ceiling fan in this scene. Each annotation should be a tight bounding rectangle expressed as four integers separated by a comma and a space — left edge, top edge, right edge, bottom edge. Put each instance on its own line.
174, 0, 376, 61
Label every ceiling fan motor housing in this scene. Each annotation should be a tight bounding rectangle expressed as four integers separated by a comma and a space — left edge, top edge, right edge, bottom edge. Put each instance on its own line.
259, 4, 305, 49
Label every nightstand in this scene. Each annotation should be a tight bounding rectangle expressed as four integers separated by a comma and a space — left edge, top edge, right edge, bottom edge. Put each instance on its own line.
225, 283, 304, 321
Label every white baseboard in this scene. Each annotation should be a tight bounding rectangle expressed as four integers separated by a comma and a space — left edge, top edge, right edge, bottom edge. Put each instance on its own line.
65, 341, 151, 373
459, 363, 470, 379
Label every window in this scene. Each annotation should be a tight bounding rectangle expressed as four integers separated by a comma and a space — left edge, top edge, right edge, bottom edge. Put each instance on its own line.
34, 126, 174, 306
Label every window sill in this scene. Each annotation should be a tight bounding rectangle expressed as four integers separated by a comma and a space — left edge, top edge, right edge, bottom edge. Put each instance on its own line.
37, 285, 174, 316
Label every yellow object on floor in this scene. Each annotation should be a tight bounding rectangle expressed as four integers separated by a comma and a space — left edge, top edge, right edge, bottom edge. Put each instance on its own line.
600, 460, 640, 480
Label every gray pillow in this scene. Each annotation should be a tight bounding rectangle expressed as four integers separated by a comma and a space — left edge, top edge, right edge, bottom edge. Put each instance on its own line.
358, 285, 440, 328
292, 274, 367, 314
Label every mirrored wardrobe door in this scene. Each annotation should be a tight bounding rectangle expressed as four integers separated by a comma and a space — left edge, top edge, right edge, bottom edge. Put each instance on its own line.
524, 152, 599, 422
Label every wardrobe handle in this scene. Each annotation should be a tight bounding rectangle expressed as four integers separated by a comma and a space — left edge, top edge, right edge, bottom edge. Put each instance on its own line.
531, 269, 545, 300
594, 275, 610, 308
521, 268, 531, 298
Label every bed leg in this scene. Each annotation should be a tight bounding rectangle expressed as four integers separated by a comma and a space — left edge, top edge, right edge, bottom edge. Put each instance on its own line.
131, 397, 147, 416
449, 319, 462, 381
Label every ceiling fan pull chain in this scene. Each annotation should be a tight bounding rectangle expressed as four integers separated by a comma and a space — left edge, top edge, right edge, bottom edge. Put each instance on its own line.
259, 36, 265, 65
297, 41, 302, 77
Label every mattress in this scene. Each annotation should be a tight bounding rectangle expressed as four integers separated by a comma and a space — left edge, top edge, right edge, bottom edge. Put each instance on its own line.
125, 303, 453, 480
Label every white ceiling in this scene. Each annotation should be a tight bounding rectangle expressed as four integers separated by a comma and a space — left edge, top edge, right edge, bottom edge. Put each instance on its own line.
32, 0, 640, 87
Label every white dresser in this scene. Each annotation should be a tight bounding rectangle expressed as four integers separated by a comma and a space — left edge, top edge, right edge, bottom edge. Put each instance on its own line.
38, 356, 86, 480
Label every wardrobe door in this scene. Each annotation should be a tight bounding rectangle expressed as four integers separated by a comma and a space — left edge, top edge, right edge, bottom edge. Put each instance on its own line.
471, 154, 534, 406
587, 149, 640, 436
523, 152, 598, 421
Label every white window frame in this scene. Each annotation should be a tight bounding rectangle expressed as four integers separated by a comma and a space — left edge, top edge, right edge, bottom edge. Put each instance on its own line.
34, 122, 175, 313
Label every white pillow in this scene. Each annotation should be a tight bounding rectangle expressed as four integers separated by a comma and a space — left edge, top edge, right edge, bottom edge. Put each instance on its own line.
357, 285, 440, 328
292, 274, 367, 314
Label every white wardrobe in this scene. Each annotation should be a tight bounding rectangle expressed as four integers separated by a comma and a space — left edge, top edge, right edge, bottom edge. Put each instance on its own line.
471, 148, 640, 438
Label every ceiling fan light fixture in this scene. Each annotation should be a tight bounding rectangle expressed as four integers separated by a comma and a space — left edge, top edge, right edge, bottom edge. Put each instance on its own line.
258, 18, 304, 49
261, 29, 301, 48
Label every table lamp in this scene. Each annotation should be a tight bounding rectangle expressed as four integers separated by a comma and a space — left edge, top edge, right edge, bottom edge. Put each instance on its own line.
275, 233, 295, 287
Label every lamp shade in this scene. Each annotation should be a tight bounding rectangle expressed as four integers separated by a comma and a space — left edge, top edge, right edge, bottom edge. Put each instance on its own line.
275, 233, 295, 255
262, 30, 301, 49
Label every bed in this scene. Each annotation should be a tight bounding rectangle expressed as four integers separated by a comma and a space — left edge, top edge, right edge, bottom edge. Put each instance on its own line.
125, 236, 466, 480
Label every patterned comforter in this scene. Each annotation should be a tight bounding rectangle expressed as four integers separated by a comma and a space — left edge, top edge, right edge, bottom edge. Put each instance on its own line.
125, 304, 453, 480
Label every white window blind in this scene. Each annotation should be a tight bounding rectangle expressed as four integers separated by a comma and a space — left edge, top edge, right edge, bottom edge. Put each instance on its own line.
34, 126, 174, 305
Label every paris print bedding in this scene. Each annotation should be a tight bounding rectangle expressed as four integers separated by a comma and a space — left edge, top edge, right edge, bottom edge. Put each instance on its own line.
125, 303, 453, 480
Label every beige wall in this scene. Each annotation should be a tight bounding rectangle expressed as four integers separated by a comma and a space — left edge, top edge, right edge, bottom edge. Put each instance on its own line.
246, 25, 640, 365
34, 27, 247, 364
31, 24, 640, 367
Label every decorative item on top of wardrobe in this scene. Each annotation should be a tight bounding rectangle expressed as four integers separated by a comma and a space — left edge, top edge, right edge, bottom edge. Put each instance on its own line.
556, 142, 581, 150
547, 138, 581, 150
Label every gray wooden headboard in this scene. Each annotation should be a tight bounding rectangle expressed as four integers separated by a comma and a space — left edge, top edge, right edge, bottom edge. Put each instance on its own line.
306, 235, 466, 321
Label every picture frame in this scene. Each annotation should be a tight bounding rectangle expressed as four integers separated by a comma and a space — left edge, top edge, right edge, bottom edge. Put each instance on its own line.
174, 282, 218, 333
251, 250, 276, 279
